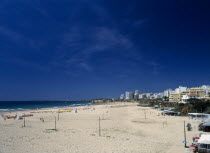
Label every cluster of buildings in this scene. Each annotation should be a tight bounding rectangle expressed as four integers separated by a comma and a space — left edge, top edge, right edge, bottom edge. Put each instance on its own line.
120, 90, 164, 100
120, 85, 210, 102
169, 85, 210, 102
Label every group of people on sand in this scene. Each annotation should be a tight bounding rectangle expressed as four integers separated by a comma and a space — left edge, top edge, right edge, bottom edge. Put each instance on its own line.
1, 113, 33, 120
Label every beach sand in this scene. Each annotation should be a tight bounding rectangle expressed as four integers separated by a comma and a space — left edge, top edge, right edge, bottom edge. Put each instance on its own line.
0, 103, 202, 153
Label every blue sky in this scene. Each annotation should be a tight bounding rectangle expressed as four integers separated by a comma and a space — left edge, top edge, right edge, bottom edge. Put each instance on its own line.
0, 0, 210, 100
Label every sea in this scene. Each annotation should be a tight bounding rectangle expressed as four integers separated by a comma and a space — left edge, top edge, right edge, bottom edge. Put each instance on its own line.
0, 101, 92, 112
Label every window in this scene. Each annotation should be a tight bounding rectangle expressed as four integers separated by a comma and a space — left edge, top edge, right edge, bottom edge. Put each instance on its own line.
200, 144, 207, 149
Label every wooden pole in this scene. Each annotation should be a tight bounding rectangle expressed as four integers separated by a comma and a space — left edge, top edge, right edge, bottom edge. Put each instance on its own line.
23, 117, 26, 127
184, 121, 187, 148
99, 117, 101, 136
55, 116, 57, 130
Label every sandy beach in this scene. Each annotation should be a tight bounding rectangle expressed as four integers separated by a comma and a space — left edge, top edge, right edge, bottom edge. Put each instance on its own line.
0, 103, 202, 153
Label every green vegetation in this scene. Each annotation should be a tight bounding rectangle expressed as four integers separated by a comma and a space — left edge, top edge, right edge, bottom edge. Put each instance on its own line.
188, 99, 210, 113
163, 96, 169, 101
138, 98, 210, 115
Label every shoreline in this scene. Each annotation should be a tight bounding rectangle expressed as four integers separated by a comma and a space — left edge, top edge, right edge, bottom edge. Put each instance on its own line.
0, 102, 131, 114
0, 101, 94, 114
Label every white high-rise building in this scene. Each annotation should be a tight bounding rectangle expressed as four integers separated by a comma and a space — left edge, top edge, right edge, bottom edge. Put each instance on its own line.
134, 90, 140, 99
135, 90, 140, 94
120, 94, 125, 100
175, 86, 187, 94
163, 89, 172, 97
159, 92, 164, 98
125, 92, 134, 100
200, 85, 210, 95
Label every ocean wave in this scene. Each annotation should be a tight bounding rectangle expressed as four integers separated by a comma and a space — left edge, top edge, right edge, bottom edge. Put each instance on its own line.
0, 101, 93, 111
0, 108, 29, 112
17, 108, 25, 110
0, 109, 10, 112
52, 106, 59, 108
74, 104, 82, 106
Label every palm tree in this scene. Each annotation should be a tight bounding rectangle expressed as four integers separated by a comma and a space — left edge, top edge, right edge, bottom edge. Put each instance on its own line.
163, 96, 169, 101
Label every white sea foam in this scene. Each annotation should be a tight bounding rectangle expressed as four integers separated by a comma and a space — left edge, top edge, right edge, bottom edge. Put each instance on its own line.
0, 108, 29, 112
0, 109, 10, 112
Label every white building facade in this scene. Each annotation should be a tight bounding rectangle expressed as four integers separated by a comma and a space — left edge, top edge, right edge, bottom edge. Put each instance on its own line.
139, 94, 146, 99
125, 92, 134, 100
120, 94, 125, 100
201, 85, 210, 95
175, 86, 187, 94
163, 89, 172, 97
134, 90, 140, 99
